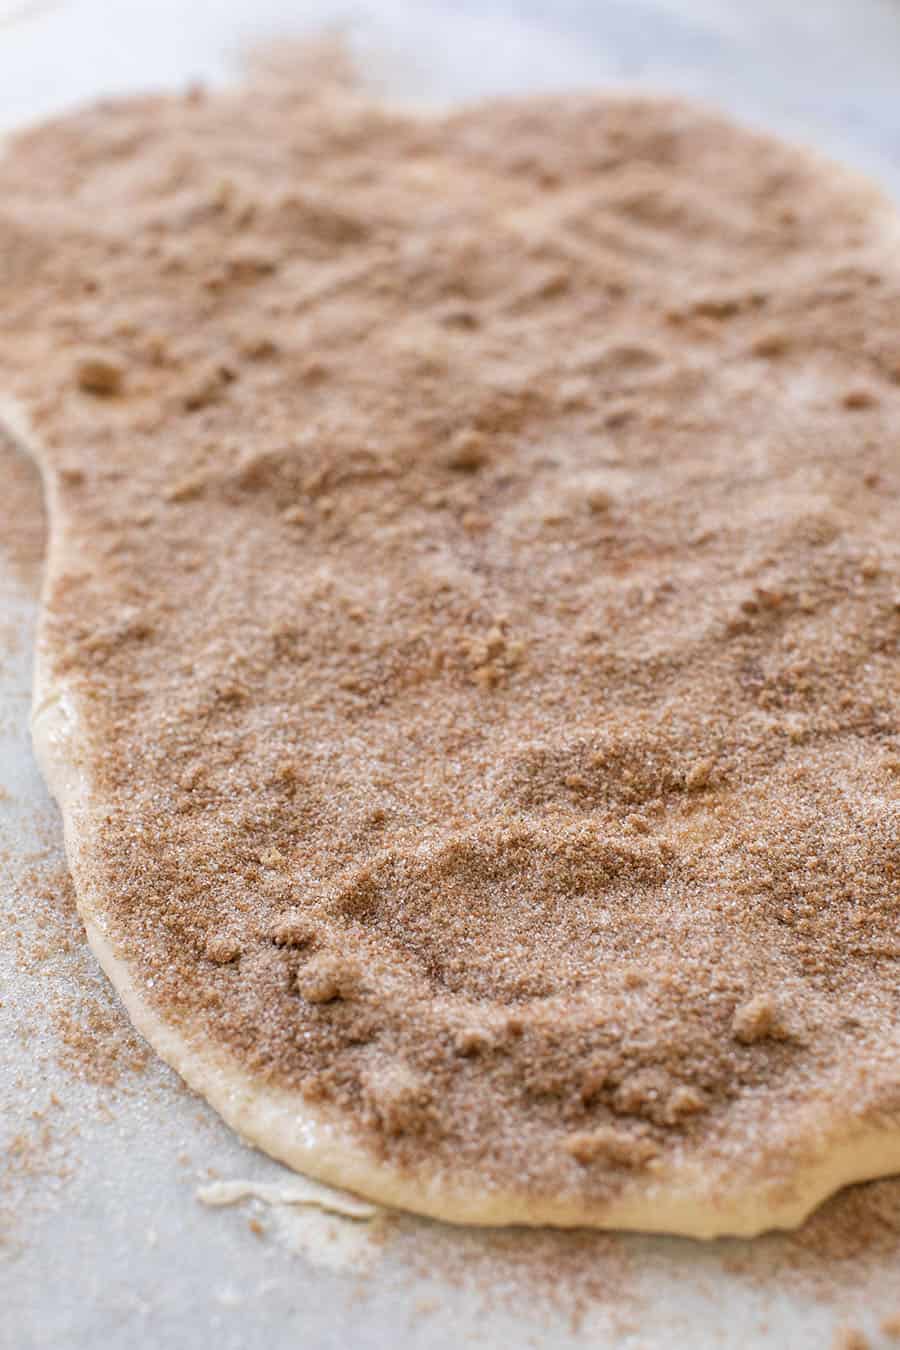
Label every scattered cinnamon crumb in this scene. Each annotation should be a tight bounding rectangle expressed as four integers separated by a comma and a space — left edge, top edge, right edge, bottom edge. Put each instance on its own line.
442, 427, 488, 472
751, 330, 790, 358
74, 352, 124, 396
0, 434, 45, 584
842, 388, 878, 410
586, 486, 613, 513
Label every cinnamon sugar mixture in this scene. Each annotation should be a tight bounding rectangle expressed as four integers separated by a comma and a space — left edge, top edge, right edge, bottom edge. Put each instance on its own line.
0, 432, 44, 585
0, 71, 898, 1209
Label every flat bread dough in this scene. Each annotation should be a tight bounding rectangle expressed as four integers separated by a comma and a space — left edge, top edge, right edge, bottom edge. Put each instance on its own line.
2, 72, 899, 1237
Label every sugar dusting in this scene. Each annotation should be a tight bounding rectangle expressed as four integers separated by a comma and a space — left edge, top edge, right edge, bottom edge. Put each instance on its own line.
3, 61, 899, 1228
1, 45, 900, 1344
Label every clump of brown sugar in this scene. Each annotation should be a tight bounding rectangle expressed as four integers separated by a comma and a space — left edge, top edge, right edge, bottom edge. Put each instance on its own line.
0, 61, 898, 1221
731, 994, 788, 1045
565, 1128, 658, 1169
73, 351, 125, 396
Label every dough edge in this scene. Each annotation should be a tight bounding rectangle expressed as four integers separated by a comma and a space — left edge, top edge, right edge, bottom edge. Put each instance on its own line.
39, 733, 900, 1237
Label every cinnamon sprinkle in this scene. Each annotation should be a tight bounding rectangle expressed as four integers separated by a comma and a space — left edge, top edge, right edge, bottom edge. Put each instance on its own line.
0, 69, 898, 1213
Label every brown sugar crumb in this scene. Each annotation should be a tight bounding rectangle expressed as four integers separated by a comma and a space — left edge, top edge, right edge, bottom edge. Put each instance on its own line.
842, 388, 878, 410
270, 911, 317, 949
882, 1314, 900, 1338
453, 1026, 494, 1057
685, 757, 714, 791
750, 329, 790, 358
164, 474, 207, 503
663, 1086, 706, 1124
4, 65, 900, 1226
732, 995, 787, 1045
366, 1064, 434, 1137
181, 364, 228, 411
204, 934, 241, 965
239, 331, 279, 360
295, 954, 361, 1004
441, 427, 489, 472
585, 486, 613, 513
74, 351, 124, 396
565, 1129, 658, 1169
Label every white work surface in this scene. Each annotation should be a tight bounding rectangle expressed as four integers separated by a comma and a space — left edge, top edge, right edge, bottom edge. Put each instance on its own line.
2, 3, 900, 1347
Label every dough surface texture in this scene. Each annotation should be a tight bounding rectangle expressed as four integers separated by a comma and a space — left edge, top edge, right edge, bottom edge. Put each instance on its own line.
2, 71, 899, 1236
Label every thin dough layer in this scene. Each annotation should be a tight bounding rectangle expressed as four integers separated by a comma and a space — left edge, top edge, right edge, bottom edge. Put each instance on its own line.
2, 72, 900, 1236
